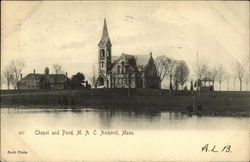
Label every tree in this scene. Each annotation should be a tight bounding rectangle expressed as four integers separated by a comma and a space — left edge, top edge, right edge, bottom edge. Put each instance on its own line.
243, 54, 250, 91
89, 65, 96, 87
155, 55, 169, 85
53, 63, 64, 74
195, 58, 213, 80
155, 55, 177, 91
53, 63, 64, 86
225, 72, 230, 91
217, 65, 226, 91
10, 59, 25, 90
173, 60, 190, 90
167, 58, 177, 91
232, 73, 237, 91
190, 80, 194, 91
70, 72, 85, 89
3, 64, 14, 90
208, 66, 218, 81
243, 70, 249, 91
233, 61, 245, 92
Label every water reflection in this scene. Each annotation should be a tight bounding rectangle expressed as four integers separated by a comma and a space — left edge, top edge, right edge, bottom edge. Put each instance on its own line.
1, 107, 249, 130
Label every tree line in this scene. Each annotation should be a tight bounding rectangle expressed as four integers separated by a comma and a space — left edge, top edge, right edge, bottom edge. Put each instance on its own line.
155, 55, 249, 92
2, 55, 249, 92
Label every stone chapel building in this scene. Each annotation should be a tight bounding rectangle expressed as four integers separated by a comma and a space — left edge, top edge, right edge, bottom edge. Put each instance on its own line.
95, 19, 160, 89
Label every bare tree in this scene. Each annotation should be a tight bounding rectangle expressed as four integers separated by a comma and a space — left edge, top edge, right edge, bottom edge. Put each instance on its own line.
243, 54, 250, 91
155, 55, 169, 86
52, 63, 64, 88
53, 63, 64, 74
243, 70, 249, 91
225, 72, 230, 91
89, 65, 96, 87
3, 64, 14, 90
195, 59, 211, 80
10, 59, 25, 90
155, 55, 177, 92
233, 61, 245, 92
173, 60, 190, 90
231, 71, 237, 91
195, 59, 210, 93
166, 57, 177, 91
217, 65, 226, 91
208, 66, 218, 81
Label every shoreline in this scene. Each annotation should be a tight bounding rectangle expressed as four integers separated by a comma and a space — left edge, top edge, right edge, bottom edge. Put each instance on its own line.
1, 89, 249, 118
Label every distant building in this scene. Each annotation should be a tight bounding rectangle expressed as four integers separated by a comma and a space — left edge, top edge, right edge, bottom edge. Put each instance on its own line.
198, 77, 214, 92
95, 19, 160, 89
19, 68, 69, 90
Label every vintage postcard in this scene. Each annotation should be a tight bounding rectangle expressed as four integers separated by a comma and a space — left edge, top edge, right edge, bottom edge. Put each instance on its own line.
1, 1, 249, 161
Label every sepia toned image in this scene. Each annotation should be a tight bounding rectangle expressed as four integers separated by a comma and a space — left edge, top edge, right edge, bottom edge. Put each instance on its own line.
1, 1, 249, 161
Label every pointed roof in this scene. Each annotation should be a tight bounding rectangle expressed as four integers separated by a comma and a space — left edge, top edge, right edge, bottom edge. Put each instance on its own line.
98, 18, 112, 47
134, 54, 151, 67
110, 53, 153, 72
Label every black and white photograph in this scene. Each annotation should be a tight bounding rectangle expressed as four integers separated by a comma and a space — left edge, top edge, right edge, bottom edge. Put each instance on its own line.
1, 1, 249, 161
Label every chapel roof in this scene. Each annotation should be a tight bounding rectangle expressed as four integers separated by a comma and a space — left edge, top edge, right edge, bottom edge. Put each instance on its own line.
134, 54, 151, 67
111, 53, 152, 72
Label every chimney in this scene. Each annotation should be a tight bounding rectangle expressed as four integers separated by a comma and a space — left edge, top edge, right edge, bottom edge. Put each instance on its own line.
33, 69, 35, 74
20, 73, 22, 79
65, 72, 68, 77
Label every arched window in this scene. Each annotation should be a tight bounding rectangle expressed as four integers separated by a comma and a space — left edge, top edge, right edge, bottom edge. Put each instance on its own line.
121, 61, 125, 73
117, 65, 121, 73
100, 49, 105, 57
101, 61, 104, 68
107, 49, 110, 57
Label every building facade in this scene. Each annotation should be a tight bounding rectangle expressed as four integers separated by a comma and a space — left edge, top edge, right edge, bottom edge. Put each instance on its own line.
95, 19, 160, 89
19, 68, 69, 90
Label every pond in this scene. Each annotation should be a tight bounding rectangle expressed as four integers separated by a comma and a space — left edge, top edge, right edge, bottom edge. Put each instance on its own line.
1, 107, 249, 161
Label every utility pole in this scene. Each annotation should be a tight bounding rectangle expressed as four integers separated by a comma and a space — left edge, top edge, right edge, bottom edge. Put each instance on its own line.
196, 28, 201, 96
196, 48, 201, 96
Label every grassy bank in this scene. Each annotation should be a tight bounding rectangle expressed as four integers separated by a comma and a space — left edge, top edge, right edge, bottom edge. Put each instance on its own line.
1, 89, 249, 117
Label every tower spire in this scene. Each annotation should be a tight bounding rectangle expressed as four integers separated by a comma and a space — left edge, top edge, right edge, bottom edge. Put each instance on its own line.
102, 18, 109, 38
99, 18, 111, 47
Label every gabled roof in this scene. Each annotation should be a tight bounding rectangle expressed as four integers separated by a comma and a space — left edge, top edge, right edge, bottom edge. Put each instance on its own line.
98, 18, 112, 47
121, 54, 134, 64
110, 53, 152, 72
134, 54, 151, 67
111, 56, 120, 63
111, 54, 135, 65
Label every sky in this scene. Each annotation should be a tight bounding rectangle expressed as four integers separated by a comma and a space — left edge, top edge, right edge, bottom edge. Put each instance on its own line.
1, 1, 249, 90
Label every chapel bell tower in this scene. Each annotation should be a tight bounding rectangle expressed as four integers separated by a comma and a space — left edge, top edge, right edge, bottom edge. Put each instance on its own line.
98, 18, 112, 76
